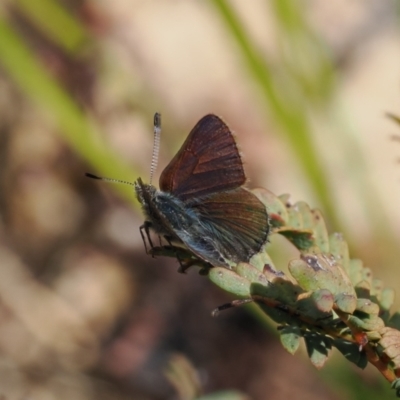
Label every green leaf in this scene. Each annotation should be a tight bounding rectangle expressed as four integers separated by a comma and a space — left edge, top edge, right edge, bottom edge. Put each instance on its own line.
280, 326, 302, 355
277, 228, 314, 251
355, 299, 380, 316
380, 287, 395, 311
347, 259, 364, 286
287, 205, 304, 229
361, 267, 373, 286
293, 201, 314, 230
329, 233, 350, 272
310, 209, 329, 253
347, 314, 384, 332
249, 250, 280, 275
208, 268, 251, 298
379, 328, 400, 369
296, 289, 334, 317
252, 188, 288, 227
289, 253, 356, 297
333, 339, 368, 369
304, 333, 332, 369
335, 293, 357, 314
235, 263, 269, 286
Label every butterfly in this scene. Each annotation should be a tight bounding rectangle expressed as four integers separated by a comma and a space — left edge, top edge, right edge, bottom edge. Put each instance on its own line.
134, 114, 270, 270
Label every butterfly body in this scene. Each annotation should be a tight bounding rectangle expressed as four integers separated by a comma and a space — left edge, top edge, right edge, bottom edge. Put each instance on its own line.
135, 114, 270, 269
135, 178, 201, 242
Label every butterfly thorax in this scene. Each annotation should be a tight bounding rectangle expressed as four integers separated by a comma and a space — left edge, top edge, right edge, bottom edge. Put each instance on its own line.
134, 177, 200, 241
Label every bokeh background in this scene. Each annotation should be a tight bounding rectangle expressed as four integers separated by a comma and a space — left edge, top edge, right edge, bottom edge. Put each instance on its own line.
0, 0, 400, 399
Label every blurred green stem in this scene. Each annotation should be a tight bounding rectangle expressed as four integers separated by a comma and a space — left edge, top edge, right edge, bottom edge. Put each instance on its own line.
0, 16, 139, 204
13, 0, 89, 53
212, 0, 339, 228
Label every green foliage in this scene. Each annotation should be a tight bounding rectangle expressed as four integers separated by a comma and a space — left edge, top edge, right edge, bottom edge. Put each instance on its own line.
155, 187, 400, 395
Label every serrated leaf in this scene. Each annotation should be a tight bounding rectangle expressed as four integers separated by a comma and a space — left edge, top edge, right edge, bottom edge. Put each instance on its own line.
208, 268, 251, 297
329, 233, 350, 272
289, 253, 356, 297
253, 188, 288, 225
347, 314, 384, 332
347, 259, 363, 286
269, 213, 286, 228
304, 333, 332, 369
277, 228, 314, 251
381, 288, 395, 311
263, 262, 286, 281
361, 267, 373, 285
379, 328, 400, 369
294, 201, 314, 229
335, 293, 357, 314
355, 299, 380, 315
236, 263, 269, 286
297, 289, 334, 318
333, 339, 368, 369
280, 326, 302, 355
287, 205, 304, 229
312, 289, 335, 313
310, 209, 329, 252
249, 250, 279, 274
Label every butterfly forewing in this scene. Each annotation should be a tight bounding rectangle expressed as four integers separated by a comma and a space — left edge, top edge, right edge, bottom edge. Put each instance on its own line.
188, 188, 269, 264
159, 114, 246, 201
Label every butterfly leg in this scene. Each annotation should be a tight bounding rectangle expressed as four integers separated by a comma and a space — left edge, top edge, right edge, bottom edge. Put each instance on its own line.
164, 237, 187, 273
162, 237, 202, 273
139, 221, 155, 256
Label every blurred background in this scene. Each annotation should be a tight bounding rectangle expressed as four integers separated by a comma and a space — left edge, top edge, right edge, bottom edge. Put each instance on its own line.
0, 0, 400, 399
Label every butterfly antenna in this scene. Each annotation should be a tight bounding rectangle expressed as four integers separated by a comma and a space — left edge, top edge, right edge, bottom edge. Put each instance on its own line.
150, 112, 161, 185
85, 173, 135, 187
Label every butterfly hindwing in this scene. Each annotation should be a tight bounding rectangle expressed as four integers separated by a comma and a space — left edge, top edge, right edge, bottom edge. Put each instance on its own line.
183, 188, 269, 265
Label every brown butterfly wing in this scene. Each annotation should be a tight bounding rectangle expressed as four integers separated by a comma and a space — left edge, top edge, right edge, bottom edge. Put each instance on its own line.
159, 114, 246, 201
187, 188, 270, 264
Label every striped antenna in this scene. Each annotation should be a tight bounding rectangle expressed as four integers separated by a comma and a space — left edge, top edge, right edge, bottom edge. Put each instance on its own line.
85, 173, 135, 187
150, 112, 161, 185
